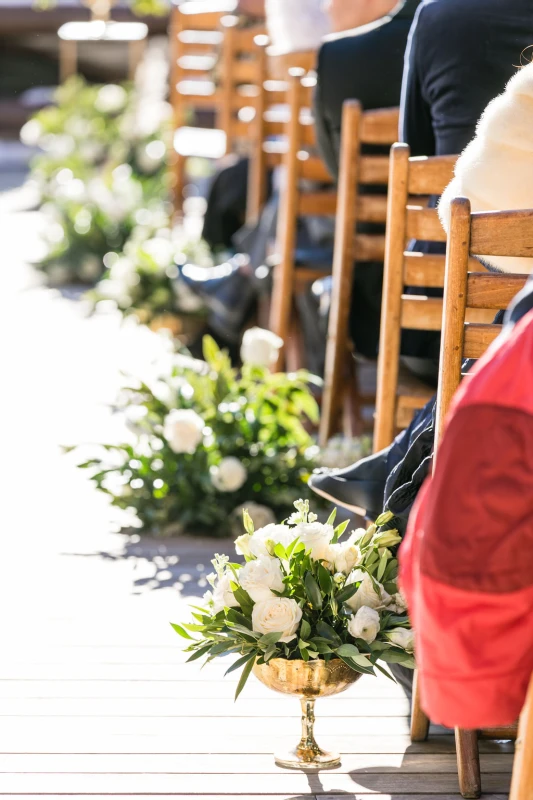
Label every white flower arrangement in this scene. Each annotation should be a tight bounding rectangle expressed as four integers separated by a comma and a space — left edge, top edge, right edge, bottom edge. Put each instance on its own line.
173, 500, 414, 698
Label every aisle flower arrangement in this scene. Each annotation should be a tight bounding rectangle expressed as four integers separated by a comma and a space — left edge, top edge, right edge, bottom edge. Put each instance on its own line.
86, 227, 213, 333
73, 330, 321, 536
173, 499, 414, 697
22, 73, 171, 284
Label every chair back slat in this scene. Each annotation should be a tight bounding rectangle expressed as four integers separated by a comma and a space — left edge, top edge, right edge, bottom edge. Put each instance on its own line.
462, 323, 502, 359
403, 253, 446, 287
406, 206, 448, 241
408, 155, 456, 195
400, 297, 443, 331
359, 155, 390, 185
466, 273, 526, 309
360, 108, 399, 145
470, 209, 533, 257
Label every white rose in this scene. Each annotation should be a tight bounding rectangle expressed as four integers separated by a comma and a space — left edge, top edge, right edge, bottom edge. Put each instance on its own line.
95, 84, 127, 114
388, 591, 408, 614
348, 606, 381, 644
142, 237, 175, 270
293, 522, 334, 561
239, 556, 285, 602
212, 573, 240, 614
211, 457, 247, 492
324, 540, 361, 575
163, 409, 204, 454
20, 119, 42, 147
240, 327, 283, 367
249, 524, 298, 558
252, 597, 302, 643
386, 627, 415, 653
345, 572, 390, 613
151, 380, 178, 409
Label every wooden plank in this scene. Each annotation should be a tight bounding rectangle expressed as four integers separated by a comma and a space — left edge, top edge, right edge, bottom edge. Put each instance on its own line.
353, 234, 385, 262
406, 206, 447, 242
0, 697, 410, 718
463, 323, 501, 359
359, 156, 390, 185
408, 155, 456, 195
0, 733, 513, 755
357, 194, 388, 225
0, 753, 514, 774
360, 108, 399, 145
403, 252, 446, 288
298, 191, 337, 216
0, 771, 512, 793
400, 296, 443, 331
0, 680, 406, 700
0, 716, 412, 736
470, 209, 533, 257
300, 155, 332, 182
0, 796, 510, 800
466, 272, 527, 309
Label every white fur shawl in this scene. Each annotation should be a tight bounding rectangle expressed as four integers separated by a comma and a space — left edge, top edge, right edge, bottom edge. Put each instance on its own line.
265, 0, 330, 55
438, 62, 533, 273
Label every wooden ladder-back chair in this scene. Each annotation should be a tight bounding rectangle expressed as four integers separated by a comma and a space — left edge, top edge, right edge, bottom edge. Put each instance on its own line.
246, 49, 317, 228
170, 1, 230, 212
170, 2, 265, 214
372, 143, 458, 454
244, 37, 289, 227
269, 69, 337, 372
318, 101, 399, 446
412, 196, 531, 798
511, 675, 533, 800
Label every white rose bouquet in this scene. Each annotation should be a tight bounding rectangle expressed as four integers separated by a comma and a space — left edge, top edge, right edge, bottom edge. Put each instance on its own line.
24, 74, 171, 285
173, 500, 414, 698
71, 336, 321, 536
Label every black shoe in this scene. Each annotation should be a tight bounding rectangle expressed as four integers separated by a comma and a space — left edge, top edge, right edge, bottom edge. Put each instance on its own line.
176, 255, 256, 344
308, 448, 389, 518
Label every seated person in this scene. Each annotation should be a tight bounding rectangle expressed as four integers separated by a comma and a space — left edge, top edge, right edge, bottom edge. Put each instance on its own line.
401, 273, 533, 729
314, 0, 421, 358
310, 0, 533, 523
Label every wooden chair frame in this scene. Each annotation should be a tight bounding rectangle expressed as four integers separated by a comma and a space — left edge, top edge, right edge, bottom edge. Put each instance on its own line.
319, 102, 399, 445
412, 197, 531, 798
269, 69, 335, 372
373, 143, 458, 453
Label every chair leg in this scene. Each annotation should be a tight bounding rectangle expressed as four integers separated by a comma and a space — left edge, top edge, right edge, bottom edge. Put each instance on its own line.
510, 674, 533, 800
410, 669, 430, 742
455, 728, 481, 799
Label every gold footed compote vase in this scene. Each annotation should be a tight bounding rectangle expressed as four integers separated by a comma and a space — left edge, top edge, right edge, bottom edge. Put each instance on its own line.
253, 658, 362, 770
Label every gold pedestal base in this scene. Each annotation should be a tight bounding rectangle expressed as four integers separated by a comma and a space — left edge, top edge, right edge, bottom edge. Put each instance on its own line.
275, 745, 340, 770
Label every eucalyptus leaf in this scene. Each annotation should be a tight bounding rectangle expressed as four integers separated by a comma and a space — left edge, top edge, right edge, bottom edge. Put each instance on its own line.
304, 572, 323, 610
234, 654, 256, 700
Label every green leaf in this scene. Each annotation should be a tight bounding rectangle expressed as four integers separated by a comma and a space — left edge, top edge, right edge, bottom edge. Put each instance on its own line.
317, 563, 333, 595
299, 645, 310, 661
225, 652, 255, 676
373, 661, 397, 683
316, 620, 342, 647
335, 582, 359, 605
338, 654, 375, 676
300, 619, 311, 642
378, 650, 416, 669
234, 654, 256, 700
326, 508, 337, 527
233, 586, 254, 616
334, 519, 350, 539
202, 334, 220, 366
185, 643, 213, 663
226, 609, 253, 630
336, 644, 360, 657
274, 543, 287, 560
258, 631, 282, 647
304, 572, 323, 610
309, 639, 333, 655
170, 623, 195, 640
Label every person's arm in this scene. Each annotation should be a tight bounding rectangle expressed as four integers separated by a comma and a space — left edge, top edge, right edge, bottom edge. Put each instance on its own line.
399, 4, 435, 155
313, 44, 340, 180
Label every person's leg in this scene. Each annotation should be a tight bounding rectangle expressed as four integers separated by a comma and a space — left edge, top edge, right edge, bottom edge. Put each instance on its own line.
201, 158, 250, 251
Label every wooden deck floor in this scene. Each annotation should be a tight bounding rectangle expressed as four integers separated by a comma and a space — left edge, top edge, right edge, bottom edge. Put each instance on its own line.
0, 177, 514, 799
